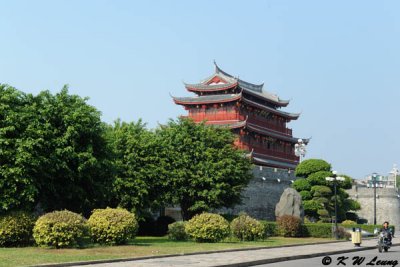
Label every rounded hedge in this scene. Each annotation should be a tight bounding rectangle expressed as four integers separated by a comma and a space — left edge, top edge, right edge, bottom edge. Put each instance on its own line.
231, 214, 264, 241
0, 211, 35, 247
168, 221, 188, 241
185, 213, 230, 242
88, 208, 138, 245
33, 210, 89, 248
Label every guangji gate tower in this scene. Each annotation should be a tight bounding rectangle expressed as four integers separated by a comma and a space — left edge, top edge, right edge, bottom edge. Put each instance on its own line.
172, 63, 308, 170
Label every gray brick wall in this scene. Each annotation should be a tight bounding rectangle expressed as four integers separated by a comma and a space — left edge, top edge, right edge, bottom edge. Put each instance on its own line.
347, 186, 400, 230
218, 165, 296, 220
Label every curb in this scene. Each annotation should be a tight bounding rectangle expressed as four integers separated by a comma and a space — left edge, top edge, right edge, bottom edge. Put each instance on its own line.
31, 239, 387, 267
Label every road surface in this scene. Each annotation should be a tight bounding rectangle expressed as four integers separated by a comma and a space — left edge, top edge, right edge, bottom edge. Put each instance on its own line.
257, 245, 399, 267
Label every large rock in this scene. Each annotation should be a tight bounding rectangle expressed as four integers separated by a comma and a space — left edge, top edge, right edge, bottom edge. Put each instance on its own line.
275, 188, 304, 220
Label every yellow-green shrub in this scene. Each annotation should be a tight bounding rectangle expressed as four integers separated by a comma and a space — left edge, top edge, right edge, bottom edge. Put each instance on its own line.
88, 208, 138, 245
341, 220, 357, 225
168, 221, 188, 241
0, 211, 35, 247
185, 213, 230, 243
231, 214, 264, 241
33, 210, 89, 248
261, 221, 278, 237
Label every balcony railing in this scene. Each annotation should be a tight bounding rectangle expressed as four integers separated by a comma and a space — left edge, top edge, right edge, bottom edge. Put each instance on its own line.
247, 116, 292, 136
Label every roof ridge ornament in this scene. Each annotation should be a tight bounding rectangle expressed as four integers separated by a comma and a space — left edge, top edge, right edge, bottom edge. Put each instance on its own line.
213, 60, 219, 74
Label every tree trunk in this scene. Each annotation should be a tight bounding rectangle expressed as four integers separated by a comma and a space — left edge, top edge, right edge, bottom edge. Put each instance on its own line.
180, 201, 195, 221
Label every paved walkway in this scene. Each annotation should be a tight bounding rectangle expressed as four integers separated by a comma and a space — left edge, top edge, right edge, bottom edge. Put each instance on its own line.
77, 239, 382, 267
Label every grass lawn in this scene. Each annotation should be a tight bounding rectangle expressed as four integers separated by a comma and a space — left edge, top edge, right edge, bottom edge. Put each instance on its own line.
0, 236, 335, 267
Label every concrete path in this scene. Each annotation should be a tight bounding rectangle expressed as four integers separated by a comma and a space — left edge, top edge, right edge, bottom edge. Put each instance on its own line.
74, 239, 384, 267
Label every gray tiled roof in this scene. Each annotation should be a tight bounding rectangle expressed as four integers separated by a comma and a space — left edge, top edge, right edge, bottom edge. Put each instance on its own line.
242, 97, 300, 120
184, 82, 237, 91
172, 93, 241, 104
209, 120, 247, 129
246, 123, 309, 143
214, 62, 264, 92
213, 62, 289, 106
243, 89, 289, 107
252, 155, 298, 169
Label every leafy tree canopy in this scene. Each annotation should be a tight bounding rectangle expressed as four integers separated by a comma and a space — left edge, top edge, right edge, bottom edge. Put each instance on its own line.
0, 85, 37, 212
0, 85, 113, 215
310, 185, 332, 198
295, 159, 331, 178
292, 178, 311, 192
292, 158, 360, 222
299, 190, 312, 200
107, 119, 163, 214
155, 118, 253, 220
307, 171, 333, 186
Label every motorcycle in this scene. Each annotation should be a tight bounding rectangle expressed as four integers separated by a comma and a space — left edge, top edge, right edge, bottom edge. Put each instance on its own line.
377, 230, 392, 253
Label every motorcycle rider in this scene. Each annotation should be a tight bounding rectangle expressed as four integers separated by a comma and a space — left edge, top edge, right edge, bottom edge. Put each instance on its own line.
380, 221, 393, 245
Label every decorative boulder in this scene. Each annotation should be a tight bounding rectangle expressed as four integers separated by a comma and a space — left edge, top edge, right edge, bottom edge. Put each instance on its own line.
275, 188, 304, 221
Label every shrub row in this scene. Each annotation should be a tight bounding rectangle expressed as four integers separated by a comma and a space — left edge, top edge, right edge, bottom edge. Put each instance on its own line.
168, 213, 375, 242
0, 208, 138, 248
2, 210, 392, 247
168, 213, 266, 242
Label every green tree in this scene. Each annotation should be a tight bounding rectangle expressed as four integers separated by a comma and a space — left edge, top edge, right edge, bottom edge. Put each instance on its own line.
295, 159, 331, 178
338, 175, 353, 189
302, 200, 321, 219
299, 190, 312, 200
310, 185, 332, 198
156, 118, 253, 220
0, 85, 113, 215
292, 178, 311, 192
107, 120, 162, 214
292, 158, 360, 222
307, 171, 332, 186
31, 87, 113, 215
0, 85, 37, 212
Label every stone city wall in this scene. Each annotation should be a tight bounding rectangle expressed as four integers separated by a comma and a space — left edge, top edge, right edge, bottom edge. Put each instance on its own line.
346, 186, 400, 230
166, 165, 295, 221
218, 165, 295, 220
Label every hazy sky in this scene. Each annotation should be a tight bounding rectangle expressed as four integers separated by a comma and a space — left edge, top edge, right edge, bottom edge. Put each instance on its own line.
1, 0, 399, 179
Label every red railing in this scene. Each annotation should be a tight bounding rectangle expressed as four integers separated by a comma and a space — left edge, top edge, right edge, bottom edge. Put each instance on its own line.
187, 110, 241, 122
181, 110, 293, 136
247, 116, 292, 135
236, 139, 298, 162
252, 147, 299, 162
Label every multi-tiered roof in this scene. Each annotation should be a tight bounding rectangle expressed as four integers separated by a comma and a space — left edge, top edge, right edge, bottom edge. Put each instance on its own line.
172, 62, 308, 169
